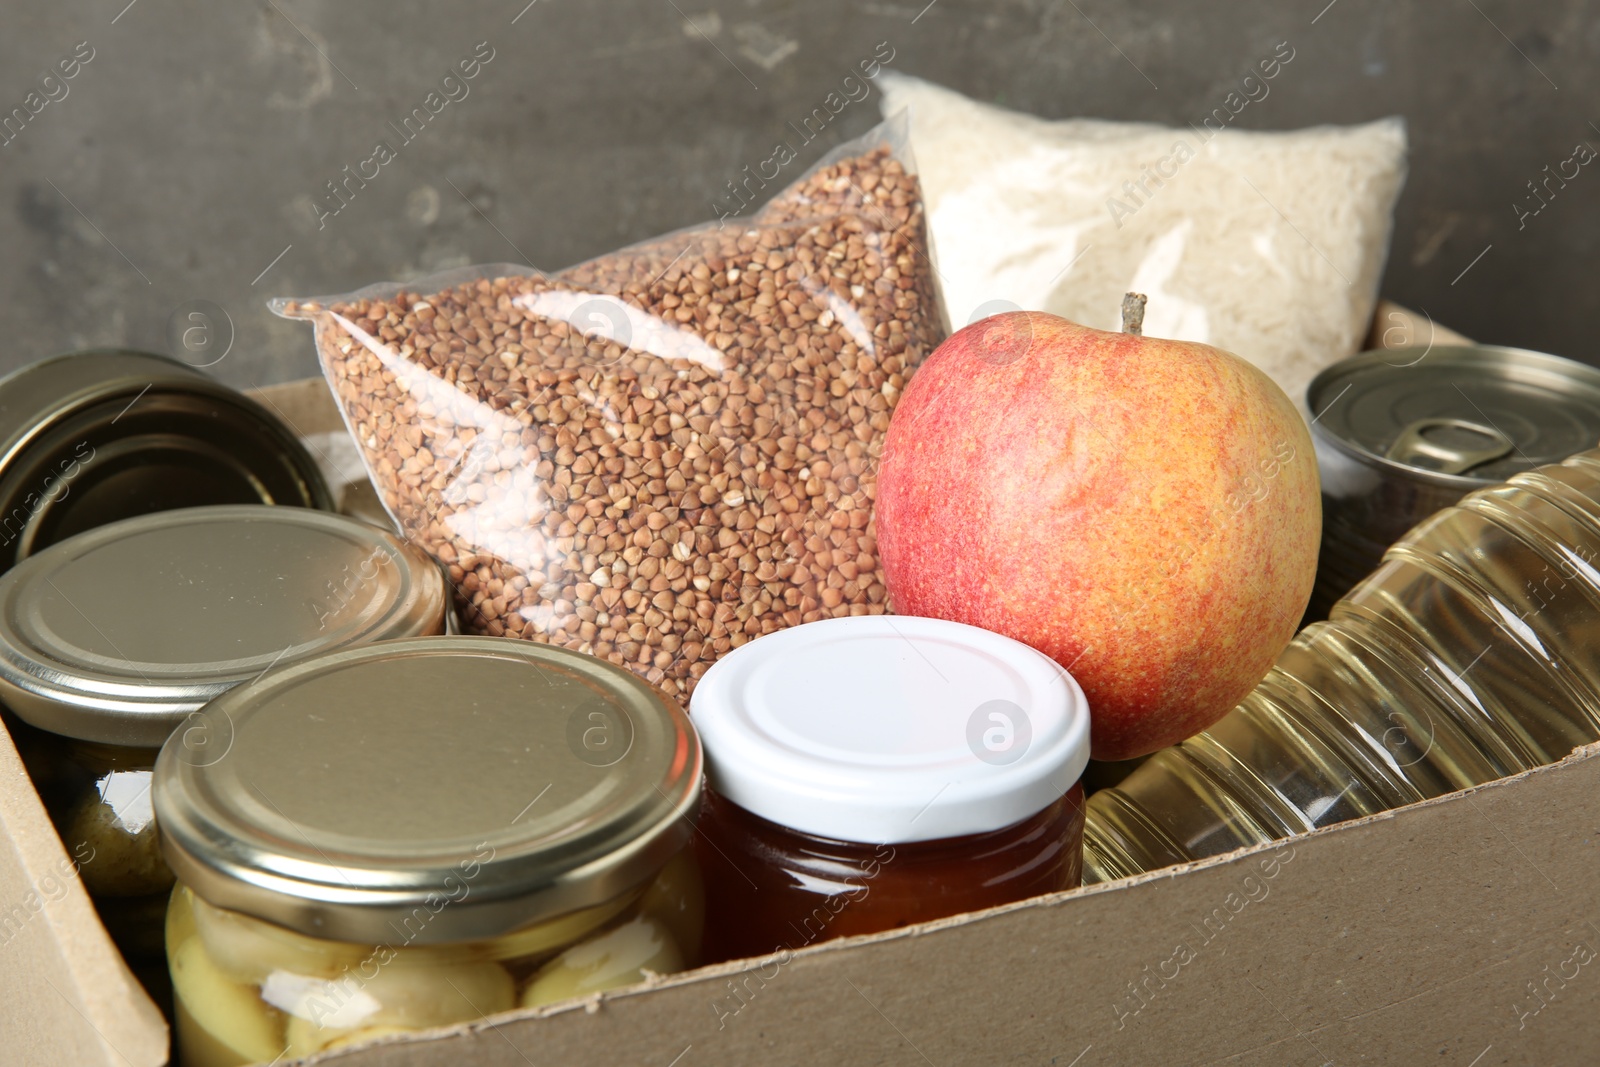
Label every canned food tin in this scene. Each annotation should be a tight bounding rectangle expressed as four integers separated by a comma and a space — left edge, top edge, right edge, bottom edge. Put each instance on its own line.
0, 349, 333, 571
1306, 344, 1600, 619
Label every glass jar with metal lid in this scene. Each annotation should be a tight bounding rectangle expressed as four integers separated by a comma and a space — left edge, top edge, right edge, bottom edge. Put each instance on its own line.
0, 505, 446, 976
0, 348, 333, 571
689, 616, 1090, 965
1307, 344, 1600, 620
152, 636, 703, 1067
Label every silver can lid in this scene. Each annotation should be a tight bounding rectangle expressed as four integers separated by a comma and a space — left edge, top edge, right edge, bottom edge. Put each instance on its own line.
1308, 345, 1600, 487
154, 637, 701, 945
0, 505, 446, 747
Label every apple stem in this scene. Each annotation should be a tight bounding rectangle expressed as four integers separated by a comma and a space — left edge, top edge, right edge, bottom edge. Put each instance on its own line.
1121, 292, 1147, 336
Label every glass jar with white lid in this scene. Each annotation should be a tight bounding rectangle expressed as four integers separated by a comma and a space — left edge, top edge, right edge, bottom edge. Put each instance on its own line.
689, 615, 1091, 964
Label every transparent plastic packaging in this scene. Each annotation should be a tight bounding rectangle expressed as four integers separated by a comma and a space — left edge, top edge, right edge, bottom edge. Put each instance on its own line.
274, 115, 947, 703
1084, 447, 1600, 882
875, 72, 1408, 418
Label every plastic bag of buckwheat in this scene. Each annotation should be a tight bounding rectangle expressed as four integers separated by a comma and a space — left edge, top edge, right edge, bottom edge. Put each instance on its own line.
273, 114, 947, 701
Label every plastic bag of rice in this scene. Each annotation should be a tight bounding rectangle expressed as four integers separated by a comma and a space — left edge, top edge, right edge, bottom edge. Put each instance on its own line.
273, 115, 945, 700
878, 70, 1407, 416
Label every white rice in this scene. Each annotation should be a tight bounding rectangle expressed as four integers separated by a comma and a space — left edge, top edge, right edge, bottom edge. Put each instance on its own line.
880, 73, 1408, 417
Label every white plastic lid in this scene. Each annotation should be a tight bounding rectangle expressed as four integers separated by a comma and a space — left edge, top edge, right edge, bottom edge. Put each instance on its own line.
689, 615, 1091, 844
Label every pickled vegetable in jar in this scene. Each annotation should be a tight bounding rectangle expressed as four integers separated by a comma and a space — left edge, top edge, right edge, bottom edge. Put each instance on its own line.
153, 637, 702, 1067
0, 505, 446, 982
689, 616, 1091, 964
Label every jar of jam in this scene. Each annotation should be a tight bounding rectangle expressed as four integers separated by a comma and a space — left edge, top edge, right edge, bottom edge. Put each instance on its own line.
0, 505, 446, 987
689, 616, 1091, 963
153, 637, 703, 1067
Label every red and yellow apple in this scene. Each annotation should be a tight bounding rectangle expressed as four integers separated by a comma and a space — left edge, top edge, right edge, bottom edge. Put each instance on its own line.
876, 311, 1319, 761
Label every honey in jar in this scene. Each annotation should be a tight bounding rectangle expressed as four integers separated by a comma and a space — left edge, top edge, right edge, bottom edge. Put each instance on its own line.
689, 616, 1090, 963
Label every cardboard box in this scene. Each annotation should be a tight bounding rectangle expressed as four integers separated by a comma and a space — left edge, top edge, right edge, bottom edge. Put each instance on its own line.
9, 304, 1594, 1067
0, 708, 168, 1067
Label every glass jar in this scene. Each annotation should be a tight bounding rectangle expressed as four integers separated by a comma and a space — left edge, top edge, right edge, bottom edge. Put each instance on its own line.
153, 636, 703, 1067
695, 785, 1084, 963
0, 348, 333, 572
689, 616, 1090, 964
1083, 445, 1600, 881
0, 505, 446, 979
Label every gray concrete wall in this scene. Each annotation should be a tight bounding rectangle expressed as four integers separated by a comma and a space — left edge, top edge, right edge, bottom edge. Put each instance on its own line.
0, 0, 1593, 389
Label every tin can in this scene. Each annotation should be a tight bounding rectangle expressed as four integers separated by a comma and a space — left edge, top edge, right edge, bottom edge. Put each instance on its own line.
1306, 344, 1600, 620
0, 349, 333, 571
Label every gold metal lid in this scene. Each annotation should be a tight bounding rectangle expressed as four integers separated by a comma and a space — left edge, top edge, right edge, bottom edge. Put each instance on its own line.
0, 505, 445, 747
0, 349, 334, 571
154, 637, 702, 945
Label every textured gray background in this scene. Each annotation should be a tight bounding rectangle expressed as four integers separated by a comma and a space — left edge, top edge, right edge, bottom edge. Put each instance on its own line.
0, 0, 1592, 390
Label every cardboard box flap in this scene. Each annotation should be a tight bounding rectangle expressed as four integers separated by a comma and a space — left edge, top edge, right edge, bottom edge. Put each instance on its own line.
306, 742, 1600, 1067
0, 724, 168, 1067
1365, 298, 1475, 350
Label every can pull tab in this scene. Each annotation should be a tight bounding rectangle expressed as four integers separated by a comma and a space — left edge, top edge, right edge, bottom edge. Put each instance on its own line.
1384, 417, 1514, 475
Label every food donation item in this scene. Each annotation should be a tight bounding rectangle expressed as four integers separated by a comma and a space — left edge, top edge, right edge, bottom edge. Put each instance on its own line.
0, 349, 332, 571
152, 637, 702, 1066
1084, 445, 1600, 881
1307, 344, 1600, 620
877, 71, 1407, 418
0, 506, 445, 970
274, 115, 946, 703
689, 616, 1090, 963
875, 309, 1320, 761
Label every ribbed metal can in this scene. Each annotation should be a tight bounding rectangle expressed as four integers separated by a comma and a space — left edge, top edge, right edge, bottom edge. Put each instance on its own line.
1306, 344, 1600, 620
